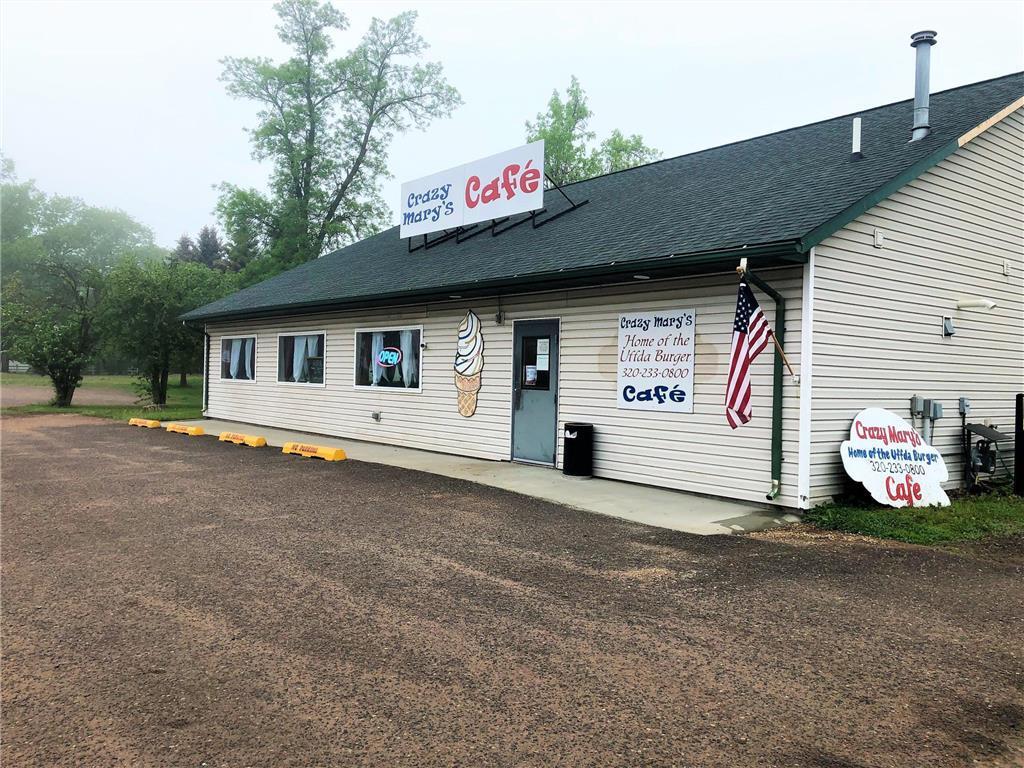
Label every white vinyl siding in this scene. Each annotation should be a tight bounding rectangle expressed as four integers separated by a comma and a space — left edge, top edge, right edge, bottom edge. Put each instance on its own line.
547, 269, 803, 507
206, 268, 804, 507
808, 107, 1024, 503
208, 306, 513, 461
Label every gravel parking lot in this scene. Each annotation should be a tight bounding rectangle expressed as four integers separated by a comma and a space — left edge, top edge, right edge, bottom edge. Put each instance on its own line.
2, 414, 1021, 767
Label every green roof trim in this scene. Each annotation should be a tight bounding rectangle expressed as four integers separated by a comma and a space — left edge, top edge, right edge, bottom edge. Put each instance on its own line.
186, 241, 805, 323
183, 72, 1022, 324
798, 138, 960, 252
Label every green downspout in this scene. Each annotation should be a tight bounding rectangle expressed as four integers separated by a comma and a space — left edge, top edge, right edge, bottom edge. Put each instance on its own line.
744, 270, 786, 501
203, 328, 210, 414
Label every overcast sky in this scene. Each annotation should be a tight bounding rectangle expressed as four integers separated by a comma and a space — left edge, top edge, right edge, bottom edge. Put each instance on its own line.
2, 0, 1022, 248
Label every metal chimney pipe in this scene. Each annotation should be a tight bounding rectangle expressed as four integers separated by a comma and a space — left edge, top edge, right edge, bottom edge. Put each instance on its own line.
910, 30, 937, 142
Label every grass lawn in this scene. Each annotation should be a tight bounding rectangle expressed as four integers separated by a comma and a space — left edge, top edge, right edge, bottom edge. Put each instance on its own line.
0, 372, 143, 390
1, 373, 203, 421
805, 490, 1024, 545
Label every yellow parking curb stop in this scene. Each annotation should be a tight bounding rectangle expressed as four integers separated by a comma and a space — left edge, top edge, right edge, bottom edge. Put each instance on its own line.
166, 423, 205, 436
282, 441, 346, 461
128, 418, 161, 429
219, 431, 267, 448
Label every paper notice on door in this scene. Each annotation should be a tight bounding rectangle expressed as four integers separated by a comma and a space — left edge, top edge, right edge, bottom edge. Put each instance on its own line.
536, 353, 549, 371
525, 365, 538, 385
537, 338, 550, 354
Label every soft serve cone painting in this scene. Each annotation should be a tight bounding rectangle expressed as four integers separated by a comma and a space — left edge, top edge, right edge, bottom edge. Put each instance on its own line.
454, 310, 484, 417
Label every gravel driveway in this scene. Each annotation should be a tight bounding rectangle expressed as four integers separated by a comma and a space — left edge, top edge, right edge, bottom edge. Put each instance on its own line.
1, 415, 1021, 767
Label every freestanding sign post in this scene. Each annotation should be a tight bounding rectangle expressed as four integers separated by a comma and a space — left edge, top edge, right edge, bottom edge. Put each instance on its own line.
840, 407, 950, 507
399, 141, 545, 239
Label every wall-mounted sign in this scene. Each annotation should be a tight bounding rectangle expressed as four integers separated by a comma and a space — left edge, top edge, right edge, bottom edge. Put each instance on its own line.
840, 407, 950, 507
400, 141, 545, 238
454, 310, 485, 417
616, 310, 696, 413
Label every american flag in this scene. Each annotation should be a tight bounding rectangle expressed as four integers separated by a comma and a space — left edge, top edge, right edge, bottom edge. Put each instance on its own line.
725, 281, 774, 429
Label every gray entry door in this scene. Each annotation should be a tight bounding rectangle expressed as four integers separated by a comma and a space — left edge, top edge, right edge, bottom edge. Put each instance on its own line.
512, 319, 559, 464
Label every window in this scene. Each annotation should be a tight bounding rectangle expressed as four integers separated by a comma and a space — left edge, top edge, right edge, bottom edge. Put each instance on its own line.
277, 332, 325, 385
221, 336, 256, 381
354, 327, 421, 389
520, 335, 551, 390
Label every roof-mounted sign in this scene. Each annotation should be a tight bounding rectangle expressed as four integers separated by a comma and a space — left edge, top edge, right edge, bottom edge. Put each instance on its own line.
840, 407, 950, 507
399, 141, 545, 239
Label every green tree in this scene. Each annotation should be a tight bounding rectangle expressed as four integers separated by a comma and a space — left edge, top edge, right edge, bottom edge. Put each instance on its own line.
101, 260, 233, 404
2, 263, 104, 406
3, 164, 155, 290
1, 163, 160, 402
172, 227, 228, 270
196, 225, 227, 268
599, 129, 662, 174
221, 221, 261, 274
1, 158, 45, 249
526, 76, 661, 185
218, 0, 461, 278
172, 233, 198, 263
525, 76, 601, 186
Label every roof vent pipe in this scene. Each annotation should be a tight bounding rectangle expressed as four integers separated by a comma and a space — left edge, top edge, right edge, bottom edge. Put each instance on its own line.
851, 117, 863, 160
910, 30, 937, 142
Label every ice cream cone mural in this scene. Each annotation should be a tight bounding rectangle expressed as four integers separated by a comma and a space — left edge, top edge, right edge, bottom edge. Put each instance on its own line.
454, 310, 484, 417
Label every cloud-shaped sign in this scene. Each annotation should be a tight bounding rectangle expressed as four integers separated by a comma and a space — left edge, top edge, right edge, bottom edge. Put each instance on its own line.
840, 407, 950, 508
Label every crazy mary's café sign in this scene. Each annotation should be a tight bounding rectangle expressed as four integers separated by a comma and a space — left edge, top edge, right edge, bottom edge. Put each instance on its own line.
399, 141, 545, 238
840, 407, 950, 507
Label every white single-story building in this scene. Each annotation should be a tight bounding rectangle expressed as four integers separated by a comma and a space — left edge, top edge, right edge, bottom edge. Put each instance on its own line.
184, 65, 1023, 511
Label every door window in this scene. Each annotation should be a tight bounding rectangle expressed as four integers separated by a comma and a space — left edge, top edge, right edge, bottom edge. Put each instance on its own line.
520, 336, 551, 390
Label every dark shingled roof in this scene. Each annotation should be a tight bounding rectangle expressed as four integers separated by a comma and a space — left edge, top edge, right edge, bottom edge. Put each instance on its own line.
185, 72, 1022, 322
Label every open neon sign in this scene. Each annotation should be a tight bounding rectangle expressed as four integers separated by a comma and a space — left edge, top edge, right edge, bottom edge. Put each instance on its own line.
377, 347, 403, 367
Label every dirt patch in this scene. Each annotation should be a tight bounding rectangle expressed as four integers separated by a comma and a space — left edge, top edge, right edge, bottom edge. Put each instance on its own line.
747, 521, 912, 547
943, 533, 1024, 566
0, 384, 137, 407
0, 413, 108, 430
751, 522, 1024, 566
2, 415, 1022, 767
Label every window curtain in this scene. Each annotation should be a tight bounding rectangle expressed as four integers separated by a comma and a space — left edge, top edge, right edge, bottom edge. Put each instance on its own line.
229, 338, 242, 379
243, 338, 254, 380
306, 334, 320, 382
399, 330, 415, 388
371, 332, 384, 385
292, 336, 308, 382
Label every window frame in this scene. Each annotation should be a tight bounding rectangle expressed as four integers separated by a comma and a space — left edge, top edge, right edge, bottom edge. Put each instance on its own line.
219, 334, 258, 383
275, 330, 328, 388
352, 324, 424, 393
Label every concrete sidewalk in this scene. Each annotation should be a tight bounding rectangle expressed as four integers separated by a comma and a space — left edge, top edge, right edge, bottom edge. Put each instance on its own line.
177, 418, 800, 535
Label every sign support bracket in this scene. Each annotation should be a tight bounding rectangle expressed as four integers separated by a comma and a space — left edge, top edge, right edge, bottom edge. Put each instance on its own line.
457, 219, 507, 243
531, 174, 589, 229
408, 227, 467, 253
492, 210, 539, 237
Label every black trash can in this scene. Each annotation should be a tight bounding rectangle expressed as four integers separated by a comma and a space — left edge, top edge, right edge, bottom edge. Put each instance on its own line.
563, 423, 594, 477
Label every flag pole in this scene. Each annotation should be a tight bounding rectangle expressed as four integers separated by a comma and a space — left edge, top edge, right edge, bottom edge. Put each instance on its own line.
771, 334, 796, 377
737, 258, 795, 377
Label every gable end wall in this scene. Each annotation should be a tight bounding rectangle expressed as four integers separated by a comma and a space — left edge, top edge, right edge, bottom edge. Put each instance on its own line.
809, 107, 1024, 502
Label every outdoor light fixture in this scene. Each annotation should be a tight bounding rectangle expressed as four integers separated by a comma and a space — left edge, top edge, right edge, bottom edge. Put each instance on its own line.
956, 298, 997, 310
